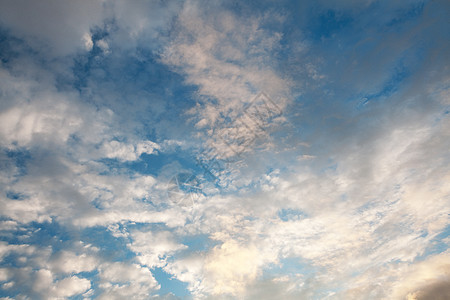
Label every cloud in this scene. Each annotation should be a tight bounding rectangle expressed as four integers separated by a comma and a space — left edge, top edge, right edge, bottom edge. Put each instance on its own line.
204, 240, 264, 296
98, 262, 159, 300
50, 275, 91, 299
2, 265, 91, 299
156, 90, 449, 296
408, 279, 450, 300
101, 140, 160, 162
0, 0, 105, 56
0, 0, 181, 57
390, 251, 450, 299
163, 254, 206, 297
49, 250, 99, 274
128, 230, 188, 268
0, 48, 176, 228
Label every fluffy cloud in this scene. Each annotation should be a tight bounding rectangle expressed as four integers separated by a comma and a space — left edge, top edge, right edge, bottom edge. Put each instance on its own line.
101, 140, 160, 161
51, 275, 91, 299
204, 240, 265, 296
128, 230, 188, 268
49, 251, 99, 274
98, 262, 159, 300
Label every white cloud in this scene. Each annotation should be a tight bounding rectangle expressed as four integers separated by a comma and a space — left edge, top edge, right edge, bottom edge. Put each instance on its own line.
98, 262, 159, 300
49, 251, 99, 274
33, 269, 53, 293
101, 140, 160, 161
50, 275, 91, 299
0, 268, 11, 282
203, 240, 267, 296
96, 39, 110, 54
128, 230, 187, 268
164, 254, 206, 296
1, 266, 91, 299
82, 32, 94, 51
0, 92, 83, 149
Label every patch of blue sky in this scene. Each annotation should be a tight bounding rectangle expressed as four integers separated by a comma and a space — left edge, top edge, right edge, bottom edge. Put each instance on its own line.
432, 108, 450, 127
96, 158, 138, 176
69, 294, 96, 300
0, 289, 19, 299
4, 148, 31, 178
80, 226, 135, 262
222, 0, 278, 23
72, 47, 199, 141
180, 234, 217, 252
0, 221, 74, 253
5, 191, 25, 200
320, 161, 338, 174
264, 257, 317, 279
306, 8, 353, 41
356, 65, 410, 108
94, 145, 193, 180
384, 1, 425, 29
0, 30, 25, 66
277, 208, 307, 222
71, 28, 110, 91
152, 267, 190, 299
415, 224, 450, 261
133, 152, 200, 177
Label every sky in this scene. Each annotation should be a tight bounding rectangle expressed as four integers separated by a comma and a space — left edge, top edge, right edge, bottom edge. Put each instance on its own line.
0, 0, 449, 299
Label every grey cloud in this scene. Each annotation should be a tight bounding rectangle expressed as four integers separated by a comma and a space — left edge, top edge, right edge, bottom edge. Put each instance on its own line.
0, 0, 105, 56
413, 280, 450, 300
0, 0, 181, 58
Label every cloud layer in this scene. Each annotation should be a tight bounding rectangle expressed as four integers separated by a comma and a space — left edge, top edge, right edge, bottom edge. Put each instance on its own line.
0, 0, 449, 299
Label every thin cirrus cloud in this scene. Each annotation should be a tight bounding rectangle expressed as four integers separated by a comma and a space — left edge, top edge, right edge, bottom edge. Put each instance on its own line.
0, 0, 449, 299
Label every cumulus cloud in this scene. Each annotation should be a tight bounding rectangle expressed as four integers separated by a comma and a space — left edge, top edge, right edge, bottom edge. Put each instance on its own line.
50, 275, 91, 298
204, 240, 264, 295
98, 262, 159, 300
128, 230, 188, 268
49, 251, 99, 274
101, 140, 160, 161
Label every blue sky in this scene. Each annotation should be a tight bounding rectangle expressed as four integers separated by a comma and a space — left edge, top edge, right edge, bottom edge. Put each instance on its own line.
0, 0, 449, 299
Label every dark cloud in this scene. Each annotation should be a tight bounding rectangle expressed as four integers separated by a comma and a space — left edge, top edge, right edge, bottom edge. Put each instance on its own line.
413, 280, 450, 300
